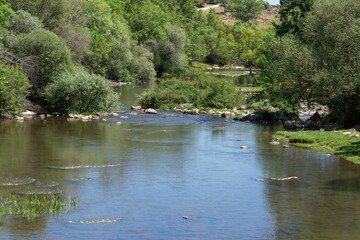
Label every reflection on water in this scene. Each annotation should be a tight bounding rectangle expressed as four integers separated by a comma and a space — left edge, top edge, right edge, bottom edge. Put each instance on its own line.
0, 113, 359, 239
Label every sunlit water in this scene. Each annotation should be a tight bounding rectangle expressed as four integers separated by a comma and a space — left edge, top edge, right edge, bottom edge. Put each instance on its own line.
0, 111, 359, 239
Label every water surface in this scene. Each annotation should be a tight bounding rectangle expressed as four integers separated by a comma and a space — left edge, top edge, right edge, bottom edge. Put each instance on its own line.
0, 112, 359, 239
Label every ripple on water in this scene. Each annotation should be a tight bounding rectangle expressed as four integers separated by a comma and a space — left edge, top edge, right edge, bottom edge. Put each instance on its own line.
48, 164, 121, 170
35, 181, 60, 188
13, 188, 64, 196
68, 218, 121, 224
70, 176, 111, 182
0, 177, 36, 186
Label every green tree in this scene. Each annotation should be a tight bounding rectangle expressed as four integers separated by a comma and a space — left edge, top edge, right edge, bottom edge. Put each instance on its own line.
262, 35, 316, 111
8, 0, 67, 30
265, 0, 360, 126
224, 0, 265, 23
7, 29, 72, 99
231, 24, 275, 80
9, 10, 44, 34
0, 0, 14, 28
0, 63, 29, 115
45, 68, 119, 113
275, 0, 314, 38
304, 0, 360, 126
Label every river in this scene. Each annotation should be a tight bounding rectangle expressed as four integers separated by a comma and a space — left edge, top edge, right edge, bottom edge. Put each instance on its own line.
0, 84, 359, 239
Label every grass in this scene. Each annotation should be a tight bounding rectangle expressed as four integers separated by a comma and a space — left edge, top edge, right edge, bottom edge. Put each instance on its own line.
274, 130, 360, 164
0, 193, 77, 219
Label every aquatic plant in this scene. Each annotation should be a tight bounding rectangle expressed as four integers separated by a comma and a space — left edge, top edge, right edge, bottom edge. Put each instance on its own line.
0, 193, 77, 219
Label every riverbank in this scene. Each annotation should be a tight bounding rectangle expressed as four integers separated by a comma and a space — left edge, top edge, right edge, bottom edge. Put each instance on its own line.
274, 130, 360, 164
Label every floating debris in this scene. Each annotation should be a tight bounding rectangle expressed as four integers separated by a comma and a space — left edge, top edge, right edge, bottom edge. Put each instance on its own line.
256, 176, 299, 182
48, 164, 121, 170
240, 146, 248, 150
68, 218, 122, 224
182, 216, 189, 220
0, 177, 36, 186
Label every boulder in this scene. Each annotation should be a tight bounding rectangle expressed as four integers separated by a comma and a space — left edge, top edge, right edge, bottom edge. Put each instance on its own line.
21, 110, 36, 117
324, 122, 342, 131
0, 113, 12, 119
145, 108, 158, 114
15, 116, 24, 121
110, 112, 119, 117
131, 106, 142, 111
304, 112, 323, 130
283, 118, 303, 130
352, 123, 360, 131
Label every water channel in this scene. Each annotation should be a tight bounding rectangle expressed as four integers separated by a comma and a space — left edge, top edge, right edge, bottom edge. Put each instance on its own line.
0, 83, 359, 239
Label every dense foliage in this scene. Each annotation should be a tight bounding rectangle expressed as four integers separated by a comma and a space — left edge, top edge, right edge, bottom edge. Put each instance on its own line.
264, 0, 360, 127
0, 0, 275, 115
0, 63, 29, 114
139, 75, 245, 109
45, 69, 119, 113
223, 0, 267, 23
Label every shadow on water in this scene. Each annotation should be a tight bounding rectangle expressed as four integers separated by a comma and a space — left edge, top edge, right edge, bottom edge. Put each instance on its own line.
325, 177, 360, 192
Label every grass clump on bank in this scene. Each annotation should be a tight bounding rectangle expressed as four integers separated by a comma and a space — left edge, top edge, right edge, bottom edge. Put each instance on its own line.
0, 193, 77, 219
139, 75, 245, 110
274, 130, 360, 164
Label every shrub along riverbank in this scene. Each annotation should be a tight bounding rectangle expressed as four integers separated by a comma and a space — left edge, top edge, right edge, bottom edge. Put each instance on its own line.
139, 74, 245, 110
274, 130, 360, 164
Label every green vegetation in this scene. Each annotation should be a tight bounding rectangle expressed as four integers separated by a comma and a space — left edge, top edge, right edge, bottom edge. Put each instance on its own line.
274, 130, 360, 164
0, 193, 77, 219
139, 75, 244, 109
0, 0, 274, 115
223, 0, 267, 23
263, 0, 360, 127
45, 69, 120, 114
0, 63, 29, 114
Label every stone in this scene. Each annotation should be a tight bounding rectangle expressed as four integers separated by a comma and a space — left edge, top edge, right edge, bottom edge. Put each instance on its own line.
21, 110, 36, 117
283, 119, 303, 130
283, 144, 289, 148
39, 114, 46, 119
270, 140, 280, 145
145, 108, 158, 114
15, 116, 24, 121
220, 113, 227, 118
110, 112, 119, 117
304, 112, 323, 130
131, 106, 142, 111
324, 122, 342, 131
81, 116, 90, 121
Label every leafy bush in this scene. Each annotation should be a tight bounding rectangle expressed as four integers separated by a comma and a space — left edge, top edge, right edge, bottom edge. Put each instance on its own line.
45, 69, 120, 113
0, 0, 14, 28
7, 29, 72, 98
139, 75, 244, 109
9, 10, 44, 34
0, 63, 30, 114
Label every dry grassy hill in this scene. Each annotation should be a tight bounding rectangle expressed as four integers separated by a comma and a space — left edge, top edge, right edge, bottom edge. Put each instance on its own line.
198, 4, 278, 27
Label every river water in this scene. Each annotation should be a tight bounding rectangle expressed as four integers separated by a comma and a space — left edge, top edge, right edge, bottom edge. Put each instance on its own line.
0, 85, 359, 239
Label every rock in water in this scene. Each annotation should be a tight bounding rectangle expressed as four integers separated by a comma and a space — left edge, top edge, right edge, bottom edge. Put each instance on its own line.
131, 106, 142, 111
145, 108, 158, 114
